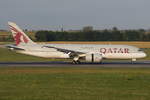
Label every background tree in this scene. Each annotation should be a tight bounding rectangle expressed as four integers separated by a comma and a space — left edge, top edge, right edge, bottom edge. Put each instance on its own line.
34, 28, 150, 42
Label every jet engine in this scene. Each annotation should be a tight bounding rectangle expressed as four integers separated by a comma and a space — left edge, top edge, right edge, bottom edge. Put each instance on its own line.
85, 53, 103, 62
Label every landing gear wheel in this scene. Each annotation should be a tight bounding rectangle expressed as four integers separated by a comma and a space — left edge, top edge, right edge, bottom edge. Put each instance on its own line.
72, 60, 81, 64
72, 60, 76, 64
76, 60, 81, 64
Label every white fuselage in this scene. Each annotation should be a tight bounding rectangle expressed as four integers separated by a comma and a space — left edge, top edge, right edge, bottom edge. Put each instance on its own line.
16, 43, 146, 59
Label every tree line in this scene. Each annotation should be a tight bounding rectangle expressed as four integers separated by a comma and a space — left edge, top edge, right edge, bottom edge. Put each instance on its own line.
1, 28, 150, 42
35, 29, 150, 41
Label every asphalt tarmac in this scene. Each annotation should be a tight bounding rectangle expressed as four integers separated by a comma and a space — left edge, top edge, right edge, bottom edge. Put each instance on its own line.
0, 61, 150, 67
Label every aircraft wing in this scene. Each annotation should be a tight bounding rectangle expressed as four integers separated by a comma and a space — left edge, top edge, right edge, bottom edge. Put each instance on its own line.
42, 45, 85, 57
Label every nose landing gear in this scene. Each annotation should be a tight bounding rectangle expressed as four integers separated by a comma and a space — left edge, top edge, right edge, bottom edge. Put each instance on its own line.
131, 58, 136, 64
132, 58, 136, 62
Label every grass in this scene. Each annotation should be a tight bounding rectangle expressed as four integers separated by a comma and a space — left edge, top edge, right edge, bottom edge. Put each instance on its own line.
0, 67, 150, 100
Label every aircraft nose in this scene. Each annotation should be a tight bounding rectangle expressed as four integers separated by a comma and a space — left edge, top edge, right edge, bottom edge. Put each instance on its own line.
132, 52, 147, 59
142, 52, 147, 58
140, 52, 147, 58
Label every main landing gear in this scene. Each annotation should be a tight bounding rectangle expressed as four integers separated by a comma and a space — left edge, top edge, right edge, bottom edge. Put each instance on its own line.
72, 57, 81, 64
72, 60, 81, 64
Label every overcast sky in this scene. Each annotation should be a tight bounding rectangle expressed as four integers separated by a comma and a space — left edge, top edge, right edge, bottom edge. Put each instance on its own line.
0, 0, 150, 30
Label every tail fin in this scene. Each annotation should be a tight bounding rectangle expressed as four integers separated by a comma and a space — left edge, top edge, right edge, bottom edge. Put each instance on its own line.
8, 22, 36, 46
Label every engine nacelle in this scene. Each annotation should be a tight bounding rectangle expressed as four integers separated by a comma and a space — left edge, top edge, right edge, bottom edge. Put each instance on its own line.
85, 53, 103, 62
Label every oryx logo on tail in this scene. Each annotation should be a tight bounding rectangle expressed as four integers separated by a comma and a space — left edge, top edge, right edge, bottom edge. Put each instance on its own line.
9, 25, 28, 45
8, 22, 35, 46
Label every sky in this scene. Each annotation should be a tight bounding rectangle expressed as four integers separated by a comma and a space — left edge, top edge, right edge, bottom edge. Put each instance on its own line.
0, 0, 150, 30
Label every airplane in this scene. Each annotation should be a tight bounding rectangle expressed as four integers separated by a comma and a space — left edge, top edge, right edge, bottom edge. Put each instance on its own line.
6, 22, 147, 64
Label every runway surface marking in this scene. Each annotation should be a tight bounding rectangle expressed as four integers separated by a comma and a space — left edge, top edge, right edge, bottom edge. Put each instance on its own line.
0, 61, 150, 67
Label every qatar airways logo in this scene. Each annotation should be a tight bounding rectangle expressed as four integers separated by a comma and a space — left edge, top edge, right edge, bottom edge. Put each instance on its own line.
9, 25, 28, 45
100, 48, 129, 54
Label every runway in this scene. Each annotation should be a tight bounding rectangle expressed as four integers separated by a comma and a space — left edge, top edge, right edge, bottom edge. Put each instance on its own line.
0, 61, 150, 67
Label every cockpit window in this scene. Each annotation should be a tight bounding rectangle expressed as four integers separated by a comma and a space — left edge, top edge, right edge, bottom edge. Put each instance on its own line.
138, 48, 143, 51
